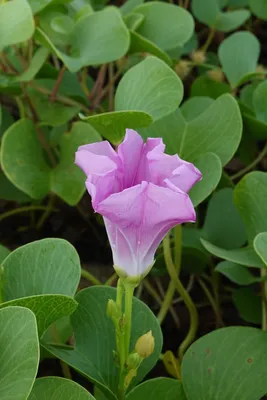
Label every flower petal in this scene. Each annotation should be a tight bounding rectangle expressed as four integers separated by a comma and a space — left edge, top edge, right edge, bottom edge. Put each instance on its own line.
135, 137, 165, 183
165, 163, 202, 193
98, 182, 195, 276
118, 129, 144, 188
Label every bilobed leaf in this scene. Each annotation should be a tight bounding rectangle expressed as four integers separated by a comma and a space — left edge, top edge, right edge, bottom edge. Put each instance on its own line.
234, 172, 267, 242
252, 80, 267, 124
215, 261, 260, 285
43, 286, 163, 400
115, 56, 183, 122
134, 2, 194, 50
201, 238, 264, 268
129, 31, 172, 65
124, 13, 144, 30
232, 287, 262, 324
51, 122, 101, 205
126, 378, 186, 400
29, 377, 96, 400
218, 31, 260, 87
190, 76, 231, 99
0, 172, 30, 202
0, 295, 77, 337
215, 9, 250, 32
2, 238, 81, 300
181, 97, 214, 122
203, 188, 247, 249
253, 232, 267, 266
36, 7, 130, 72
0, 0, 35, 51
191, 0, 219, 27
189, 152, 222, 207
80, 111, 153, 145
0, 307, 39, 400
182, 327, 267, 400
1, 119, 51, 200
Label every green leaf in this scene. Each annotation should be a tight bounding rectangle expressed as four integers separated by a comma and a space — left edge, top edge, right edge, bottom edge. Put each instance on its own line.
215, 261, 260, 285
249, 0, 267, 19
0, 107, 14, 138
253, 232, 267, 266
134, 2, 194, 50
1, 119, 51, 199
121, 0, 144, 15
0, 0, 35, 51
14, 48, 50, 83
29, 377, 96, 400
29, 90, 80, 126
2, 238, 81, 300
0, 172, 31, 202
0, 307, 39, 400
43, 286, 163, 400
0, 295, 77, 337
192, 0, 250, 31
36, 7, 130, 72
203, 188, 247, 249
129, 31, 172, 65
182, 326, 267, 400
80, 111, 153, 145
218, 31, 260, 88
189, 152, 222, 207
124, 13, 144, 30
126, 378, 186, 400
252, 80, 267, 124
181, 97, 214, 122
0, 244, 10, 264
115, 56, 183, 122
140, 94, 241, 204
233, 287, 262, 324
201, 238, 264, 268
51, 122, 101, 205
234, 172, 267, 243
190, 76, 231, 99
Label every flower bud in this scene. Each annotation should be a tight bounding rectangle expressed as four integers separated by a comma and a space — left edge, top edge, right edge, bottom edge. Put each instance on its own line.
126, 353, 142, 370
175, 60, 192, 80
207, 68, 224, 82
135, 330, 155, 358
190, 50, 206, 65
106, 299, 121, 320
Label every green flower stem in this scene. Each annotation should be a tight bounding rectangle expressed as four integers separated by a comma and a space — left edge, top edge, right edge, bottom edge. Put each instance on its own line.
81, 268, 101, 285
198, 278, 224, 327
163, 232, 198, 360
157, 225, 182, 324
116, 279, 126, 399
124, 283, 135, 360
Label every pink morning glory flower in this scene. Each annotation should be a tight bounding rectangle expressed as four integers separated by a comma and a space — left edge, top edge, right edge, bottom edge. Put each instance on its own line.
75, 129, 201, 280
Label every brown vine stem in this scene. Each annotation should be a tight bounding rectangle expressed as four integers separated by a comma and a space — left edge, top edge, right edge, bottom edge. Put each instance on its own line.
50, 64, 66, 102
201, 28, 215, 52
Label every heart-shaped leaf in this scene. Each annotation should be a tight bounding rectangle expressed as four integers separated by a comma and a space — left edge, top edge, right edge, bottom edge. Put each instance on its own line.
0, 295, 77, 337
203, 188, 247, 249
29, 377, 96, 399
2, 238, 81, 300
218, 31, 260, 88
182, 327, 267, 400
51, 122, 101, 205
1, 119, 51, 200
134, 2, 194, 50
0, 307, 39, 400
253, 232, 267, 266
43, 286, 163, 400
0, 0, 35, 51
80, 111, 153, 145
126, 378, 186, 400
115, 56, 183, 122
129, 31, 172, 65
234, 172, 267, 243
